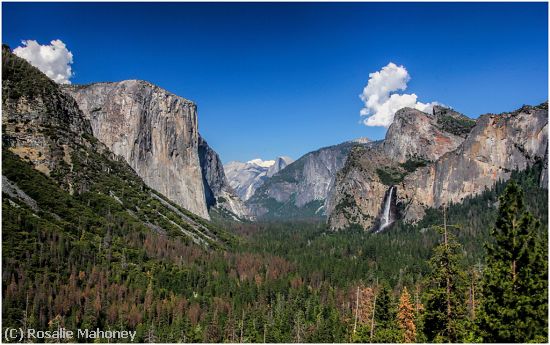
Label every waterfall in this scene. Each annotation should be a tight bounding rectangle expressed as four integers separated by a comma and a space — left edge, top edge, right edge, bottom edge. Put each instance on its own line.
377, 185, 396, 233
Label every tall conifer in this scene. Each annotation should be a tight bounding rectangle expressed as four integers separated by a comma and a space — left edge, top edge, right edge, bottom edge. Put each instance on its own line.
478, 181, 548, 342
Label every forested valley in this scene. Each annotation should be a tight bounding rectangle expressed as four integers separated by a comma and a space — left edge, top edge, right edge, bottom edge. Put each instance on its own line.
3, 147, 547, 343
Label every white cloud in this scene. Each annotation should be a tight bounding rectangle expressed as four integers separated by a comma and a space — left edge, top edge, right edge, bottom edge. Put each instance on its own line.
13, 39, 74, 84
359, 62, 438, 127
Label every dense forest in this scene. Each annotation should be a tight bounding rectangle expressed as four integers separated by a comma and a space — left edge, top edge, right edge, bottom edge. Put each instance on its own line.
3, 141, 547, 342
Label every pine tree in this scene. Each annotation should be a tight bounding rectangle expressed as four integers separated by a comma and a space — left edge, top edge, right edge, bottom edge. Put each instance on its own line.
397, 287, 416, 343
423, 205, 468, 342
372, 284, 399, 343
375, 284, 393, 326
477, 181, 548, 342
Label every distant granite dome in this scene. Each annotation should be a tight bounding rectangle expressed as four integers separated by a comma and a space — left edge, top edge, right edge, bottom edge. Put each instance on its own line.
225, 156, 293, 201
246, 139, 370, 220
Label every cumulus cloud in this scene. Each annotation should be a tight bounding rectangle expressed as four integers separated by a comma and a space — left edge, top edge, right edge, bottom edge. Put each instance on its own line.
13, 39, 74, 84
359, 62, 438, 127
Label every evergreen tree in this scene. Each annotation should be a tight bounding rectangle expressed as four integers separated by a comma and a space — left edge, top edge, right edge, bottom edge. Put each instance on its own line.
477, 181, 548, 342
397, 287, 416, 343
372, 284, 399, 343
375, 284, 393, 325
423, 206, 468, 342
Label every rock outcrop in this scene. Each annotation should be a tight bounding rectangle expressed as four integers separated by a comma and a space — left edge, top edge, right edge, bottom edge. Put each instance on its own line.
247, 140, 369, 219
327, 103, 548, 231
198, 135, 250, 219
382, 106, 473, 163
325, 143, 394, 230
267, 156, 294, 177
64, 80, 210, 219
2, 44, 92, 190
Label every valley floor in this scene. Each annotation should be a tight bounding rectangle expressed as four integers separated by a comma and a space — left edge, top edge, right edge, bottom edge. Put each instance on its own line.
2, 159, 548, 343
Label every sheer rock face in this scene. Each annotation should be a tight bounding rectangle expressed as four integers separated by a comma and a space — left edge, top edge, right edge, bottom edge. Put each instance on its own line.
382, 106, 471, 163
401, 104, 548, 221
64, 80, 210, 219
541, 147, 548, 188
325, 144, 392, 230
327, 104, 548, 231
198, 136, 250, 219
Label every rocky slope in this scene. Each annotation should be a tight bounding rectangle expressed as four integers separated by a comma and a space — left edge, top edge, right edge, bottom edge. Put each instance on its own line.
2, 45, 92, 191
224, 156, 293, 201
63, 80, 210, 219
198, 135, 250, 220
247, 140, 369, 219
2, 45, 232, 247
327, 104, 548, 231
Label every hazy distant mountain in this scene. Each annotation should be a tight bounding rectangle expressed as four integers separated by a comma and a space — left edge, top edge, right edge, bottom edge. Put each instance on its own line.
224, 156, 293, 201
246, 139, 371, 220
198, 136, 251, 220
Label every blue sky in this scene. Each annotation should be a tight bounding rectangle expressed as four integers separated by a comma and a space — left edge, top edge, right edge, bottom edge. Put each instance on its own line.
3, 2, 548, 163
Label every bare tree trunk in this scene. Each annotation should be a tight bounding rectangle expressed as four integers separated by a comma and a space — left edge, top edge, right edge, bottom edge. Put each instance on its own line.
353, 285, 360, 337
240, 309, 244, 343
370, 290, 377, 342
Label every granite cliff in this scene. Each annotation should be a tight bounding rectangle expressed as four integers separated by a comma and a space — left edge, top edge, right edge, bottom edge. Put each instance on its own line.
2, 45, 232, 247
401, 103, 548, 221
198, 135, 250, 220
382, 106, 473, 163
63, 81, 211, 219
327, 104, 548, 231
2, 44, 92, 192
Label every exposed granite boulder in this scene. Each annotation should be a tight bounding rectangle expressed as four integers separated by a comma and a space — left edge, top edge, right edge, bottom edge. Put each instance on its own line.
63, 80, 210, 219
2, 175, 39, 211
198, 135, 250, 220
